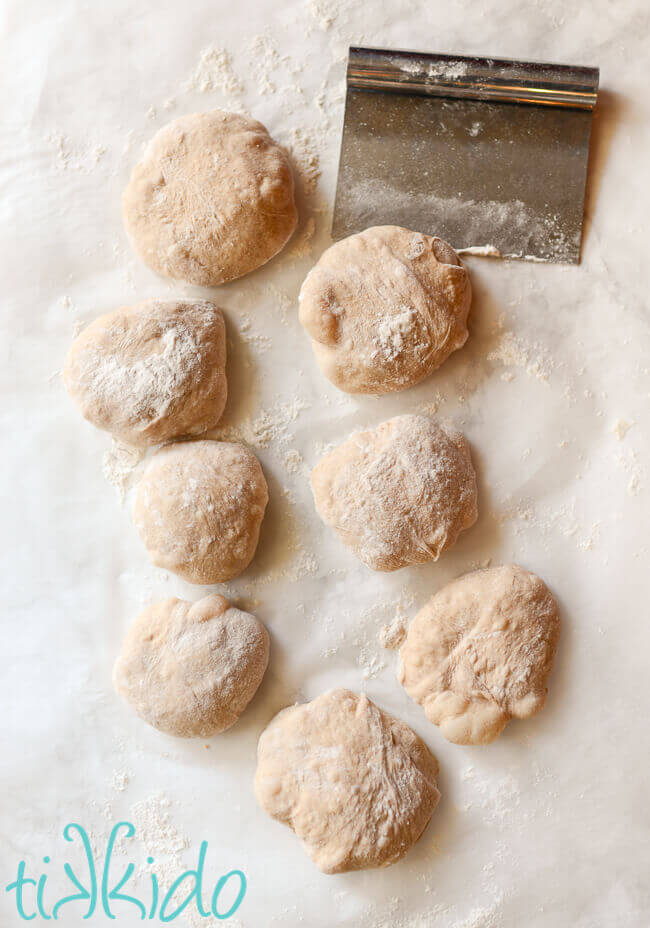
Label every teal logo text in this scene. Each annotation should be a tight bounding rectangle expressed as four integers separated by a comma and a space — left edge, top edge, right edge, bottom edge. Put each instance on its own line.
5, 822, 246, 921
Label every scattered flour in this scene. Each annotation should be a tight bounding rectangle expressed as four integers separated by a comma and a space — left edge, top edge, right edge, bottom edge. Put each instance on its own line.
460, 768, 522, 826
78, 317, 212, 428
44, 132, 107, 173
266, 285, 294, 325
416, 392, 446, 417
398, 58, 470, 82
358, 647, 386, 680
114, 792, 243, 928
488, 330, 552, 382
321, 592, 416, 678
250, 399, 309, 449
86, 782, 205, 919
282, 127, 322, 196
427, 60, 470, 81
288, 216, 316, 258
577, 522, 601, 552
342, 178, 574, 263
379, 616, 407, 650
213, 398, 310, 451
307, 0, 336, 31
365, 891, 505, 928
612, 418, 634, 440
102, 440, 145, 501
183, 46, 244, 95
127, 792, 189, 857
615, 448, 642, 495
314, 439, 337, 458
247, 34, 304, 96
497, 495, 603, 552
376, 307, 418, 361
248, 34, 280, 95
283, 448, 304, 473
239, 314, 272, 352
111, 769, 131, 792
457, 244, 502, 257
405, 234, 426, 259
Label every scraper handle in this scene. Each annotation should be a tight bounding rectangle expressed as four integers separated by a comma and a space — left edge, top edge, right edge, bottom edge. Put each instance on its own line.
347, 47, 599, 110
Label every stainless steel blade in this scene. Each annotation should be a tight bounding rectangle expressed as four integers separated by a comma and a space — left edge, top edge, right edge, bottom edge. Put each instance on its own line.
332, 48, 599, 263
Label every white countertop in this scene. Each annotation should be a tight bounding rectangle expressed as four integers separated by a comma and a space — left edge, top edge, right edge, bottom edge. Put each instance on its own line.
2, 0, 649, 924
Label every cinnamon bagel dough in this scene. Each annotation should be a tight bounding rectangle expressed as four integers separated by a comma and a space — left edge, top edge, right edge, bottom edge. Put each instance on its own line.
399, 565, 561, 745
63, 300, 227, 447
299, 226, 471, 394
254, 688, 440, 873
311, 414, 477, 571
134, 440, 268, 584
113, 594, 269, 737
123, 110, 298, 286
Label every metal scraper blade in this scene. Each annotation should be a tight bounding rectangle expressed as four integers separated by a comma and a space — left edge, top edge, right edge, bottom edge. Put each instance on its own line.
332, 47, 599, 263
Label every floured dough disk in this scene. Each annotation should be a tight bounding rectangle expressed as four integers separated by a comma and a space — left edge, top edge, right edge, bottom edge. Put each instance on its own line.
254, 688, 440, 873
63, 300, 227, 447
399, 565, 561, 745
113, 594, 269, 737
134, 440, 268, 583
311, 414, 477, 571
123, 110, 298, 286
299, 226, 471, 394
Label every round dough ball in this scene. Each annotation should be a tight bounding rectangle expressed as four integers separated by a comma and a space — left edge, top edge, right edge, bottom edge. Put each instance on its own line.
254, 688, 440, 873
399, 565, 561, 745
63, 300, 227, 447
299, 226, 471, 394
134, 440, 268, 584
123, 110, 298, 286
113, 594, 269, 737
311, 414, 477, 571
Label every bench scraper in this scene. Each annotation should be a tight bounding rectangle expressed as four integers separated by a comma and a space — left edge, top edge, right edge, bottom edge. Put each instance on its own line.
332, 47, 599, 263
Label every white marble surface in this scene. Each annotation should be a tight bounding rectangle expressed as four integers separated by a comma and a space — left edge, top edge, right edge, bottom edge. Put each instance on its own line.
1, 0, 649, 924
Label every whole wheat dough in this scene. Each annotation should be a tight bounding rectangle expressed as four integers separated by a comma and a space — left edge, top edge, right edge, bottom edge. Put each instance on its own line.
299, 226, 471, 394
63, 300, 227, 447
311, 414, 477, 571
254, 688, 440, 873
113, 594, 269, 737
399, 564, 561, 745
123, 110, 297, 286
134, 440, 268, 583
